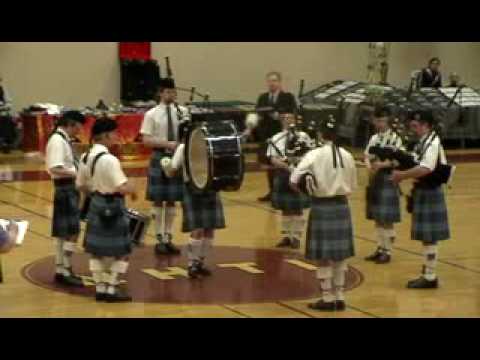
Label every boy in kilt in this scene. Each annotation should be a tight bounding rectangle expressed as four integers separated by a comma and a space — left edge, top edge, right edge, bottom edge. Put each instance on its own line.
140, 78, 189, 256
163, 124, 226, 279
77, 118, 138, 302
391, 110, 450, 289
290, 117, 357, 312
364, 106, 403, 264
45, 110, 86, 287
267, 112, 312, 249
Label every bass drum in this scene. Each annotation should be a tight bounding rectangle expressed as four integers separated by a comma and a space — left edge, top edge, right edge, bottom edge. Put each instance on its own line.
185, 120, 244, 192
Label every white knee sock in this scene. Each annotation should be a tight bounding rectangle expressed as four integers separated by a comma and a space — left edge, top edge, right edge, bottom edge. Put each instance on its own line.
55, 239, 64, 274
62, 241, 76, 276
375, 226, 384, 250
187, 238, 203, 267
382, 227, 393, 255
107, 260, 129, 295
332, 261, 348, 301
281, 216, 293, 239
291, 216, 305, 240
423, 245, 438, 281
89, 259, 106, 294
316, 266, 334, 303
200, 236, 213, 263
152, 206, 164, 237
385, 228, 396, 244
164, 206, 176, 242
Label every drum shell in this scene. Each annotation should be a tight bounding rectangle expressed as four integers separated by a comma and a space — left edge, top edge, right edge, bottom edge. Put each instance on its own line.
186, 121, 244, 193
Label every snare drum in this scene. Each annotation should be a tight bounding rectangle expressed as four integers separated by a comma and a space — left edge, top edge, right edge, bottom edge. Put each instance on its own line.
126, 209, 150, 246
185, 120, 244, 192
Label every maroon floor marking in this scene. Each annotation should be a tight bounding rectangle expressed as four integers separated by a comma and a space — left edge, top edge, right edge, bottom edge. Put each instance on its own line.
22, 246, 363, 305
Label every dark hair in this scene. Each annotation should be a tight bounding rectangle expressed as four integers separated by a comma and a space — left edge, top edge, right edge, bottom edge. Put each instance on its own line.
91, 117, 118, 141
56, 110, 86, 127
266, 71, 282, 81
409, 110, 435, 127
374, 106, 392, 119
429, 57, 441, 66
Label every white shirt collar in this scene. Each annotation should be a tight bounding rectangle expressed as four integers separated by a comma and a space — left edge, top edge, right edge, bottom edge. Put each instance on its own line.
56, 127, 71, 141
92, 143, 109, 153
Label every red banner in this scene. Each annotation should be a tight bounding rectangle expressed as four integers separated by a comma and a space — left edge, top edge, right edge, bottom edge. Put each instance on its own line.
118, 42, 151, 60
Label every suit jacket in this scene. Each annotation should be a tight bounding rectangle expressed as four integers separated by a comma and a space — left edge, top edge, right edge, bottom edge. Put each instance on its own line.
419, 68, 442, 88
255, 91, 297, 141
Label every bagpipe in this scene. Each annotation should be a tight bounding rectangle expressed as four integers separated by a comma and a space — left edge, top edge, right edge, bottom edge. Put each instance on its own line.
368, 133, 454, 189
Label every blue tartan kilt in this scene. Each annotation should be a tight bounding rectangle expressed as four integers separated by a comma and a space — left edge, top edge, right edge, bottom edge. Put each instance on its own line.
84, 194, 132, 257
182, 184, 226, 233
306, 196, 355, 262
51, 181, 81, 238
366, 169, 401, 224
411, 186, 450, 244
146, 150, 184, 203
272, 170, 311, 212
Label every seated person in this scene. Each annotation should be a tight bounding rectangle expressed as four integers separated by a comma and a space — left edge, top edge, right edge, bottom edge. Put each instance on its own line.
419, 58, 442, 88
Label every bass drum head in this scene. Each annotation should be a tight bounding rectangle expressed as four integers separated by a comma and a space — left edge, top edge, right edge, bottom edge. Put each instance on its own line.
188, 127, 210, 190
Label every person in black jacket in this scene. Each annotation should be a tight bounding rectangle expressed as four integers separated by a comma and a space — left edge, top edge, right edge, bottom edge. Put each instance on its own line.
419, 58, 442, 88
255, 72, 297, 202
0, 75, 16, 153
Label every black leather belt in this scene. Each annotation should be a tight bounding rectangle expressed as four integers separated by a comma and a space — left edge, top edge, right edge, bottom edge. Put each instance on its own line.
53, 178, 75, 186
93, 191, 125, 199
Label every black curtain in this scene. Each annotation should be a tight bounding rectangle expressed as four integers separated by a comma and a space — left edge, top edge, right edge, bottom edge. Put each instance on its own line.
121, 59, 161, 102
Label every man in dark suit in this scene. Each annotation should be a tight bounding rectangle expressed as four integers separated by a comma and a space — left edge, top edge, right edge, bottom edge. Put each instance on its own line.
0, 75, 17, 154
419, 58, 442, 88
255, 71, 297, 202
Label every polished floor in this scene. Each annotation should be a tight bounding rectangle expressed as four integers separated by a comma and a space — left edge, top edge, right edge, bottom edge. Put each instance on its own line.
1, 152, 480, 318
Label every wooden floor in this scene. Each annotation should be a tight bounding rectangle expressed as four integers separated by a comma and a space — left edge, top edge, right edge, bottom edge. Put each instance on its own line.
1, 152, 480, 318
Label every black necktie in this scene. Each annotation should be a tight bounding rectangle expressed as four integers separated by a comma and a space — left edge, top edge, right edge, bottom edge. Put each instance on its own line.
270, 93, 275, 105
166, 104, 175, 141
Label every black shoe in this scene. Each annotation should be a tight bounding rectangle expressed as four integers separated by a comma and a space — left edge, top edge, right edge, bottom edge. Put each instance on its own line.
290, 238, 301, 249
375, 253, 391, 264
155, 241, 181, 255
365, 248, 383, 262
105, 290, 132, 303
335, 300, 346, 311
95, 293, 108, 302
276, 237, 291, 248
188, 264, 202, 279
407, 276, 439, 289
308, 300, 336, 312
197, 263, 212, 277
258, 193, 272, 202
60, 273, 85, 287
54, 273, 64, 284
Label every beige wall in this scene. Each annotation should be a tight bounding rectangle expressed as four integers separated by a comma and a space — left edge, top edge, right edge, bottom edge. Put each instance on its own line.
1, 42, 479, 112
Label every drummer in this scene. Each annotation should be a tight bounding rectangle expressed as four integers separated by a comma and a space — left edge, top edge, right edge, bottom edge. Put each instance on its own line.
140, 78, 189, 256
267, 110, 312, 249
77, 117, 138, 302
164, 124, 226, 279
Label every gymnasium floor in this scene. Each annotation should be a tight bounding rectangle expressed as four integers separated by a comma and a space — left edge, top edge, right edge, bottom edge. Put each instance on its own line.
1, 151, 480, 318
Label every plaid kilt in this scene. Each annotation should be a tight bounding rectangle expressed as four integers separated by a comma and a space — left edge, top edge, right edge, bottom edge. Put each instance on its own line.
272, 170, 311, 212
51, 181, 81, 238
366, 169, 401, 224
306, 196, 355, 261
182, 184, 226, 233
84, 194, 132, 257
411, 186, 450, 244
146, 150, 184, 203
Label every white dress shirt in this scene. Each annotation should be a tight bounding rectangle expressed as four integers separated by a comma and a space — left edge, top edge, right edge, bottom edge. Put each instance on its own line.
140, 102, 189, 141
291, 142, 358, 198
45, 128, 76, 179
267, 130, 312, 158
364, 128, 403, 159
76, 144, 127, 194
415, 132, 447, 171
